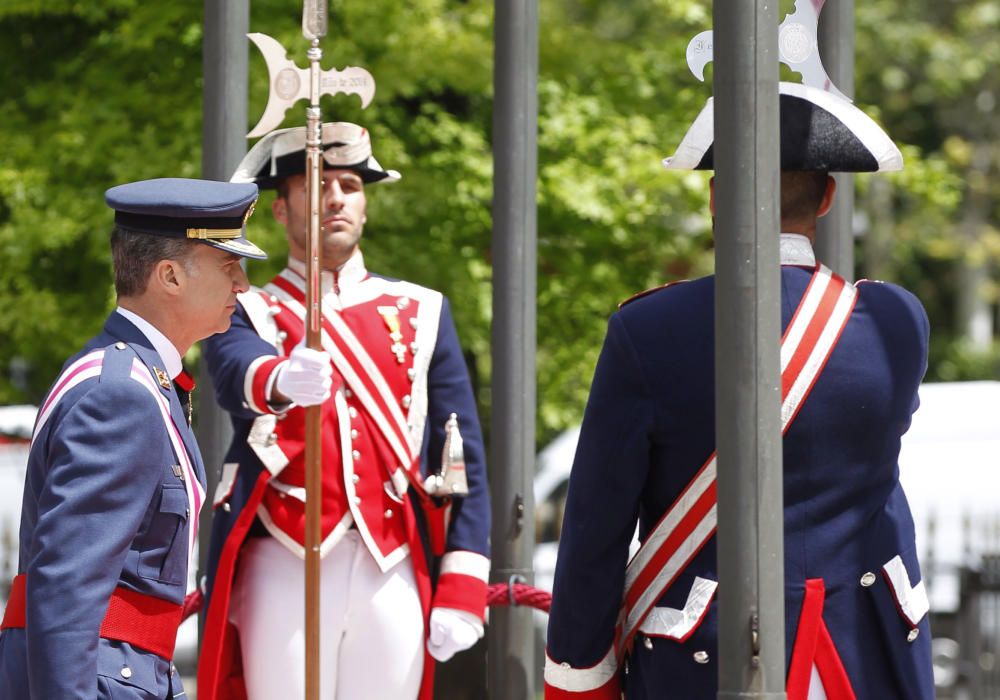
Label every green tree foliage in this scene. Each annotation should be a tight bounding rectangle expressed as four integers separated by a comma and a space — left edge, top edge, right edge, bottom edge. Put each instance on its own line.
0, 0, 995, 446
854, 0, 1000, 378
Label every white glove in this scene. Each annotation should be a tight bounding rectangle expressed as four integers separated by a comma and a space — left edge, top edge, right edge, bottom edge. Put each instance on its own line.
427, 607, 484, 662
273, 345, 333, 407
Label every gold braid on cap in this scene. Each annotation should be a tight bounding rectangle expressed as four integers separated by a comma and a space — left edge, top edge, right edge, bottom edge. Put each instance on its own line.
186, 228, 242, 240
187, 196, 257, 239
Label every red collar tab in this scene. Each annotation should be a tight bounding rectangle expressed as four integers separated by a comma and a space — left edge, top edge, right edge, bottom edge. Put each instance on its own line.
174, 370, 196, 393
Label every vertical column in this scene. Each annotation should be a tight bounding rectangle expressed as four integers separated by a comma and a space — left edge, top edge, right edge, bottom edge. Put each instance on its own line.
198, 0, 249, 635
488, 0, 538, 697
713, 0, 785, 697
817, 0, 856, 280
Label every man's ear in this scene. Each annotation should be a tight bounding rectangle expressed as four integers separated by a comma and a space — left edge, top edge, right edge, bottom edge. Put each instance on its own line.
151, 259, 184, 297
817, 175, 837, 218
272, 196, 288, 226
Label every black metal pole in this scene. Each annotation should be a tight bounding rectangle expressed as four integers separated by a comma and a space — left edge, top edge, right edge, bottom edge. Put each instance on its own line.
488, 0, 538, 697
816, 0, 855, 280
198, 0, 248, 636
713, 0, 785, 697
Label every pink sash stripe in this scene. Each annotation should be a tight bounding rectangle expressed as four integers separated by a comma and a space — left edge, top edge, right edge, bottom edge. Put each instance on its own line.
129, 359, 204, 562
33, 350, 106, 444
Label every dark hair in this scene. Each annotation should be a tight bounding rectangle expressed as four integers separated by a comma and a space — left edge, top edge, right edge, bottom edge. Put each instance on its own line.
276, 178, 290, 200
110, 226, 197, 297
780, 171, 830, 223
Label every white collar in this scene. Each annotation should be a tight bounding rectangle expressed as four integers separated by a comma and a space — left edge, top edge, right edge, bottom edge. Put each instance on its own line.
287, 249, 368, 293
115, 307, 183, 379
779, 233, 816, 267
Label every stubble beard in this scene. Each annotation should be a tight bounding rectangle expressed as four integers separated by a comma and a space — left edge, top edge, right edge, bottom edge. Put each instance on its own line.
319, 223, 362, 268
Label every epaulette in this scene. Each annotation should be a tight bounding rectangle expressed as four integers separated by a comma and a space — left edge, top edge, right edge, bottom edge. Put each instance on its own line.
103, 341, 175, 391
618, 279, 690, 310
101, 340, 139, 379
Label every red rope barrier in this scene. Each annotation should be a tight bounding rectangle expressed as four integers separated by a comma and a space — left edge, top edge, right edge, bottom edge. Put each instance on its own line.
487, 582, 552, 613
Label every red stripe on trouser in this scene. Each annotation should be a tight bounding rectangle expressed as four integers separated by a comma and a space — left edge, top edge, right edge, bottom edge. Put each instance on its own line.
787, 578, 857, 700
1, 574, 182, 659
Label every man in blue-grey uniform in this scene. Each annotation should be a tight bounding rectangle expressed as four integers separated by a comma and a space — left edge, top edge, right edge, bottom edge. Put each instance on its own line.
545, 83, 935, 700
0, 178, 266, 700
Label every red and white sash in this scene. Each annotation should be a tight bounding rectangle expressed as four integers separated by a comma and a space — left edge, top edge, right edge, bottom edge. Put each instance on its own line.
258, 272, 462, 561
616, 264, 857, 659
265, 275, 417, 479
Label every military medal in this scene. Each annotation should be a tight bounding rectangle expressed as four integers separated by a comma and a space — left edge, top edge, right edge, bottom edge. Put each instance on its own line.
154, 367, 171, 390
376, 306, 407, 364
172, 369, 197, 427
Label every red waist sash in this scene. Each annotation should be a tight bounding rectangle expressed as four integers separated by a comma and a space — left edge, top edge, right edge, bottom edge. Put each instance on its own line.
1, 574, 183, 659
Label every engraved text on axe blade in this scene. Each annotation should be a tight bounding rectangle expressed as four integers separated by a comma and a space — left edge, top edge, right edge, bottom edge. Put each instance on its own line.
247, 32, 377, 138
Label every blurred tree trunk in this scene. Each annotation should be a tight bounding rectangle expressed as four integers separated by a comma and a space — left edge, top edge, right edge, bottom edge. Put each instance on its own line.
864, 176, 894, 282
956, 145, 994, 350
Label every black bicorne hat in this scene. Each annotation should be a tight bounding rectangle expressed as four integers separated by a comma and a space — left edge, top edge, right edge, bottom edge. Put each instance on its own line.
231, 122, 401, 189
663, 82, 903, 173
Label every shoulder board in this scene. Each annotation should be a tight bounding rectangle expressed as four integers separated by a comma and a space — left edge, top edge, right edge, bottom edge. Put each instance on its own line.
101, 341, 140, 379
618, 279, 689, 310
32, 342, 143, 444
102, 343, 168, 394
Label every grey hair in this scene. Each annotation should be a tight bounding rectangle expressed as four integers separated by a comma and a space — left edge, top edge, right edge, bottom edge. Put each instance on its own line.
110, 226, 199, 298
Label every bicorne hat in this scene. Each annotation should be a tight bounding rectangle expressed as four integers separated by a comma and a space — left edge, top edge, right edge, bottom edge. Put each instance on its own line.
663, 82, 903, 173
231, 122, 401, 189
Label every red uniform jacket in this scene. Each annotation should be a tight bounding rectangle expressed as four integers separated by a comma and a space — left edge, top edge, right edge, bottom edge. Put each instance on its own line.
198, 254, 491, 699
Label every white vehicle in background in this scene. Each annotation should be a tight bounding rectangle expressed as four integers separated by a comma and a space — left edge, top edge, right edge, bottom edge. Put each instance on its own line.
532, 381, 1000, 696
0, 406, 35, 593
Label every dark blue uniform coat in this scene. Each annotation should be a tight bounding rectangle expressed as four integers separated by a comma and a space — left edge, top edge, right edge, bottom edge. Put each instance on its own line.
546, 264, 934, 699
0, 313, 204, 700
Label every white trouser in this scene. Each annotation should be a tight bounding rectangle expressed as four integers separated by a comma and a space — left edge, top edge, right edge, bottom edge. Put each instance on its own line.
230, 531, 425, 700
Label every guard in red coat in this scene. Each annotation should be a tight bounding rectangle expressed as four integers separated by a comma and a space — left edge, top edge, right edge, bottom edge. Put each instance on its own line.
197, 122, 491, 700
544, 83, 935, 699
